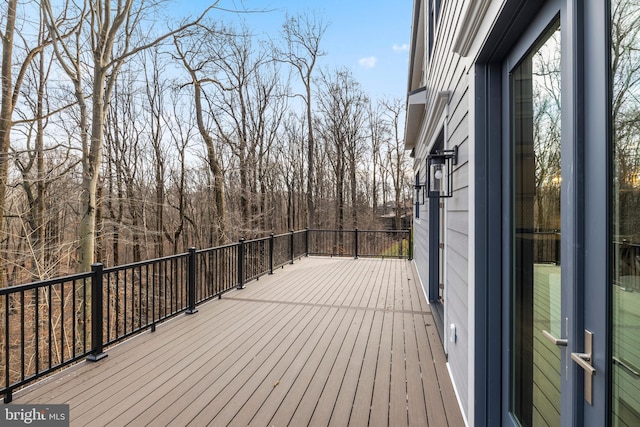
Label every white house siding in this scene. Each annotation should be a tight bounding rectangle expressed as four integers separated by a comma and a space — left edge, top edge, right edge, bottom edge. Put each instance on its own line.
408, 0, 471, 421
413, 201, 429, 295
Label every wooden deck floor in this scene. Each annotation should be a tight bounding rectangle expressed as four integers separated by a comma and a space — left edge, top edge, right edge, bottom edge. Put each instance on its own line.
13, 257, 464, 426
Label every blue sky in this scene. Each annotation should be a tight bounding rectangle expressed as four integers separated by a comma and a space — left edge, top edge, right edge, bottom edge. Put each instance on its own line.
170, 0, 413, 102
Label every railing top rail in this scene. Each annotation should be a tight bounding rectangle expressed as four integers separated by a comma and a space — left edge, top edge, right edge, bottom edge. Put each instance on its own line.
270, 230, 305, 239
307, 228, 410, 233
103, 252, 189, 274
0, 271, 94, 296
516, 228, 561, 233
244, 236, 270, 244
356, 229, 410, 233
196, 242, 240, 254
616, 239, 640, 247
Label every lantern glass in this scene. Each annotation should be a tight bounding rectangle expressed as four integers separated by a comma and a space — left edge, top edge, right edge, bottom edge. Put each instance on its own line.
414, 172, 426, 205
426, 145, 458, 198
430, 162, 447, 195
415, 184, 425, 205
427, 156, 451, 197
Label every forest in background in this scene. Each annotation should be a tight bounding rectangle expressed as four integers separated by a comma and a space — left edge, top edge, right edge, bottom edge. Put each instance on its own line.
0, 1, 412, 287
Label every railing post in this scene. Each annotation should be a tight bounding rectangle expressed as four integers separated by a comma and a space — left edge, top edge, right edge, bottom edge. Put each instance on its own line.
87, 263, 107, 362
290, 230, 295, 264
354, 228, 359, 259
238, 238, 245, 290
305, 228, 309, 257
4, 294, 10, 402
186, 247, 198, 314
408, 229, 414, 260
269, 233, 275, 274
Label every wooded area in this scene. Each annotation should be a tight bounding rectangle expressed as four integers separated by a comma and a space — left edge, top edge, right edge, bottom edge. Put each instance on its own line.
0, 1, 412, 287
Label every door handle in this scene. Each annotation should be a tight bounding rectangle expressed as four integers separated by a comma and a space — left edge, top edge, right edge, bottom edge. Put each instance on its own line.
543, 318, 570, 379
571, 352, 596, 375
543, 329, 568, 346
571, 330, 595, 405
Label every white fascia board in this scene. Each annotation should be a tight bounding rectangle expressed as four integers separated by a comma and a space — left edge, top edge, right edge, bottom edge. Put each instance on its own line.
424, 90, 452, 152
452, 0, 493, 57
404, 87, 428, 150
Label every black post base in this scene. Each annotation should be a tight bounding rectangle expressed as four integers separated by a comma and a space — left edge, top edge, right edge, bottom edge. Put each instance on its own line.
87, 352, 108, 362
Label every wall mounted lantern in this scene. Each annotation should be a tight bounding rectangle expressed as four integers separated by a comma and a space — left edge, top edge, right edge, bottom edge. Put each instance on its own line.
414, 173, 427, 206
426, 145, 458, 198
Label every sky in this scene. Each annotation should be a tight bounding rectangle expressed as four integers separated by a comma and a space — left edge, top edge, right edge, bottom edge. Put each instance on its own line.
169, 0, 413, 102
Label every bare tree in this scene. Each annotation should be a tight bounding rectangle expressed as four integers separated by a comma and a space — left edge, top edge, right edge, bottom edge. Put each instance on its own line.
143, 47, 168, 257
367, 100, 390, 218
42, 0, 217, 272
103, 70, 147, 264
164, 88, 197, 253
316, 68, 368, 231
612, 0, 640, 240
0, 0, 58, 284
382, 98, 409, 230
173, 26, 228, 244
207, 26, 287, 235
279, 12, 327, 228
344, 87, 368, 229
279, 112, 307, 230
11, 11, 52, 280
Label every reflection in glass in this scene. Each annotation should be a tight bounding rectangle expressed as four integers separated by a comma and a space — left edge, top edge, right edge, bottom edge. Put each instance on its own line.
511, 20, 561, 427
612, 0, 640, 425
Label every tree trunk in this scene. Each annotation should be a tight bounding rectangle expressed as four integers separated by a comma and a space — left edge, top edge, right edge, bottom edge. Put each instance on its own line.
35, 45, 46, 274
350, 156, 357, 228
79, 66, 107, 272
193, 81, 227, 245
0, 0, 18, 286
306, 81, 315, 229
155, 154, 164, 258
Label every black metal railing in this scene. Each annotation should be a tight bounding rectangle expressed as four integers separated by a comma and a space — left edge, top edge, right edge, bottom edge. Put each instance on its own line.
194, 243, 239, 305
616, 240, 640, 278
307, 229, 411, 259
0, 228, 410, 402
0, 272, 94, 403
534, 230, 561, 265
515, 230, 561, 265
102, 253, 190, 346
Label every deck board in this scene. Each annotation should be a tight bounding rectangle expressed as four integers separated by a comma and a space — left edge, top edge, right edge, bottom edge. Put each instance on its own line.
406, 312, 429, 426
347, 308, 384, 427
369, 310, 393, 427
13, 257, 464, 426
131, 302, 301, 426
307, 308, 367, 426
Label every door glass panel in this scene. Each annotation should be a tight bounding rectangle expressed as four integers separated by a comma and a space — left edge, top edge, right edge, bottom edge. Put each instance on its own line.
511, 20, 561, 427
439, 201, 445, 303
612, 0, 640, 424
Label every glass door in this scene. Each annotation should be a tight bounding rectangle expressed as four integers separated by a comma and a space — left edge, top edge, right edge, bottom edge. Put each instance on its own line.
509, 19, 563, 427
493, 1, 615, 424
439, 199, 445, 304
611, 0, 640, 424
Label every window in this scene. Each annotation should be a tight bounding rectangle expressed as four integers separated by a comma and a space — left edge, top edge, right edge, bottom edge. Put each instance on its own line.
427, 0, 442, 59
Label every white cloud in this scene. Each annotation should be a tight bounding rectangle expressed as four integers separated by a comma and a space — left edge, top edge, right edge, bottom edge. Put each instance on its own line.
359, 56, 378, 69
393, 44, 410, 52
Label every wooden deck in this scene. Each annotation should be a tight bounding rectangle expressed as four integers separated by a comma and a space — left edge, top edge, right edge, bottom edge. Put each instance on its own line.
13, 257, 465, 426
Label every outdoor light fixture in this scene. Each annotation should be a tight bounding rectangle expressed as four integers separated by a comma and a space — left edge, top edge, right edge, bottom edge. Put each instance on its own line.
426, 145, 459, 198
414, 176, 427, 205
